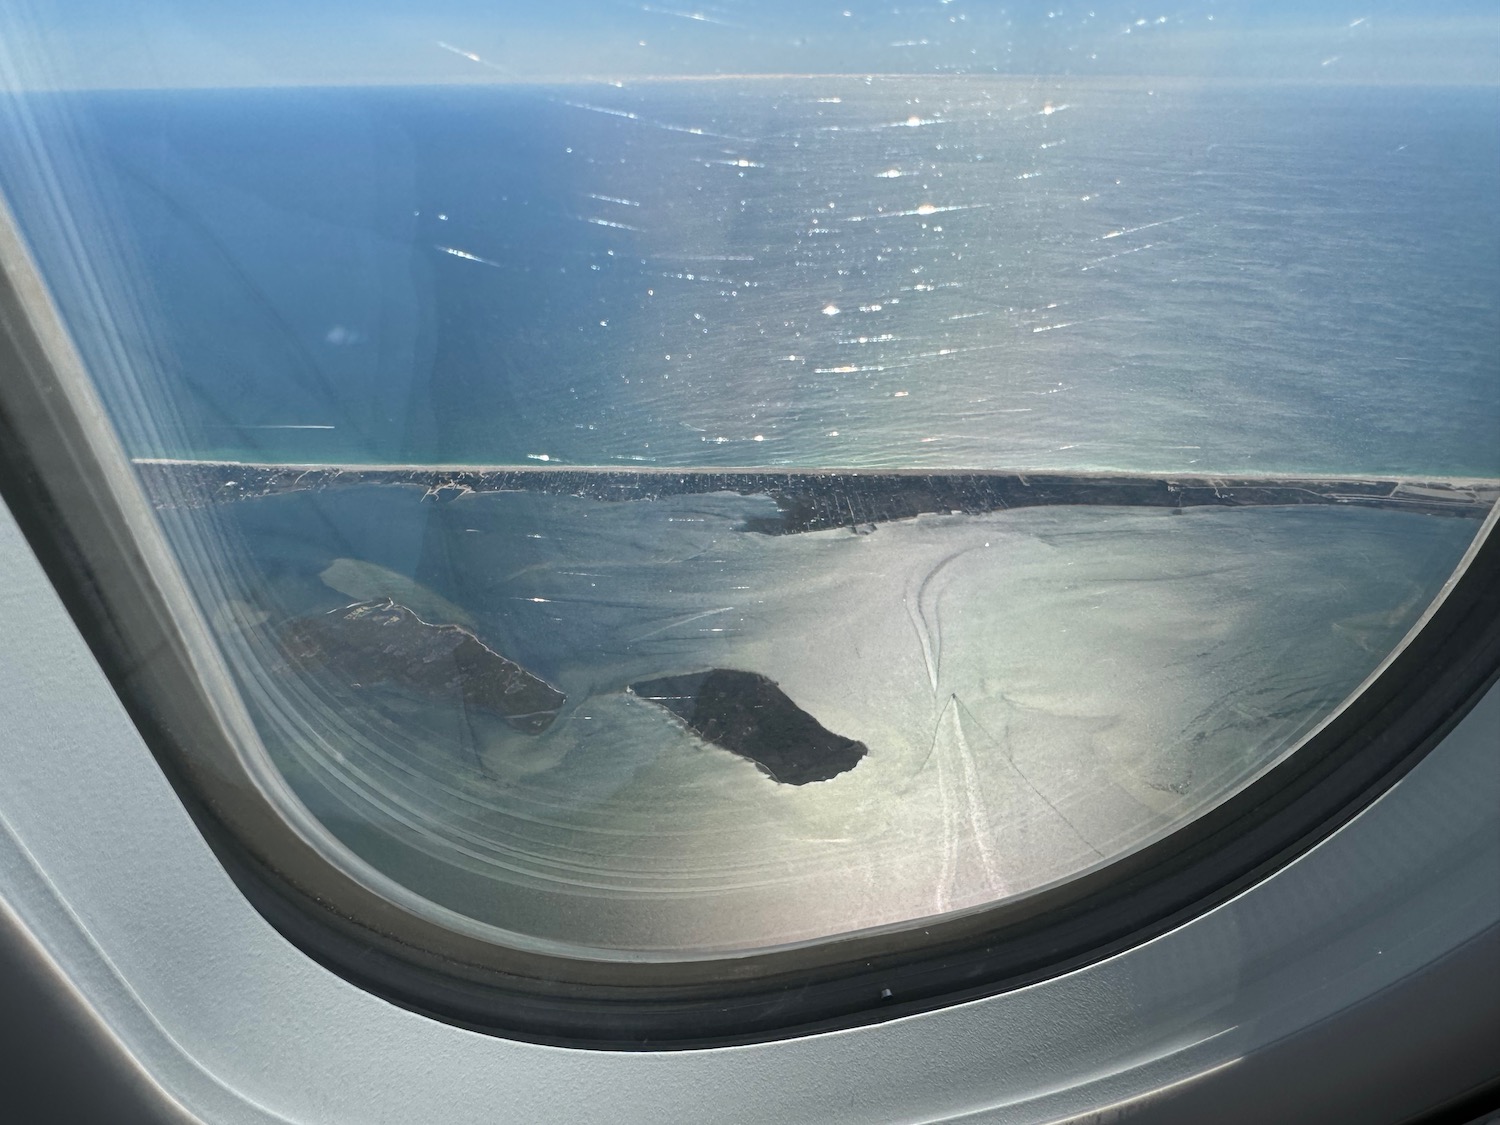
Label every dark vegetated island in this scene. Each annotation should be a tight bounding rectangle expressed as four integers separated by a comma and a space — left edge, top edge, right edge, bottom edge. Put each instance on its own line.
630, 670, 868, 785
137, 459, 1500, 531
280, 599, 566, 734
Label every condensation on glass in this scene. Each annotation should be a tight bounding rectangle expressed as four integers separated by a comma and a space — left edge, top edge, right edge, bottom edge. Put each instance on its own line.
1, 2, 1496, 956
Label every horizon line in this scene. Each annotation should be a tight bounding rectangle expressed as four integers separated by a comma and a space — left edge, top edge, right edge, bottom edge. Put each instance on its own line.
12, 73, 1500, 95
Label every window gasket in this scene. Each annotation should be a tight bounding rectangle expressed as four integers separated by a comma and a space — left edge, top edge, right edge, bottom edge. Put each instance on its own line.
2, 192, 1497, 1050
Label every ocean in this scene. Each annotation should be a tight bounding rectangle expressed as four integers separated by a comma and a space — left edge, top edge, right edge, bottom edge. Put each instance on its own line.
8, 77, 1497, 476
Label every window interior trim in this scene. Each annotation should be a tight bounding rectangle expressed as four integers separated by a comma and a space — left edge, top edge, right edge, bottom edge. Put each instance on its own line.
1, 191, 1497, 1048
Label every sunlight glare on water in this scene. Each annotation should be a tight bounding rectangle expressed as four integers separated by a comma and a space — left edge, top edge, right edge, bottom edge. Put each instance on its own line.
1, 6, 1496, 955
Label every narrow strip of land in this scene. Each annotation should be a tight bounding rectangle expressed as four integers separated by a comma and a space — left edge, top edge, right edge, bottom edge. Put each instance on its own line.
134, 458, 1499, 534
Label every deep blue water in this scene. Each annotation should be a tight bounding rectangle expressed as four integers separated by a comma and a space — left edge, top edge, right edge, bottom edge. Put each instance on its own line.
4, 79, 1497, 475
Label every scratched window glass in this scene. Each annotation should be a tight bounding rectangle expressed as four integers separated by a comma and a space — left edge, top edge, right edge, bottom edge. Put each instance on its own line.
1, 2, 1496, 955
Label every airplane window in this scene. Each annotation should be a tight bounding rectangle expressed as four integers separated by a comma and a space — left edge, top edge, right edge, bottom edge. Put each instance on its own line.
0, 0, 1495, 1040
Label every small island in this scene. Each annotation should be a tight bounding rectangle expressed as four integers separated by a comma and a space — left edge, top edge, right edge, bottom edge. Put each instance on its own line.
630, 669, 868, 784
279, 599, 566, 734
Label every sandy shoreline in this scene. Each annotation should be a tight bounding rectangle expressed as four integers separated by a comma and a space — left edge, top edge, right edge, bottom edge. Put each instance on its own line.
134, 458, 1499, 532
131, 457, 1500, 490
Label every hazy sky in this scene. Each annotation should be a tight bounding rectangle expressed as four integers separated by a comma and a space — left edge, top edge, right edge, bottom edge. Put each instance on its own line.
4, 0, 1498, 89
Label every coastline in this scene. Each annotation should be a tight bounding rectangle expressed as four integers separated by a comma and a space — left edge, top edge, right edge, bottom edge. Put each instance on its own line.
134, 458, 1500, 533
133, 456, 1500, 487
